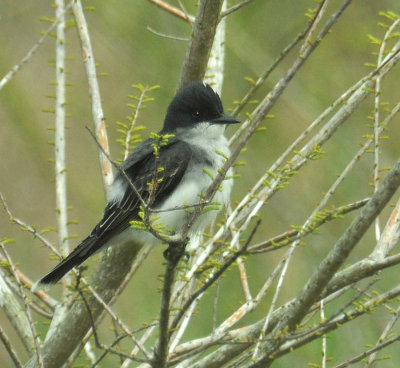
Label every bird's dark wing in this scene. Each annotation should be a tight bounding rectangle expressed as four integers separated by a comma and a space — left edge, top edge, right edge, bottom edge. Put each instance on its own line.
92, 137, 193, 243
36, 138, 192, 286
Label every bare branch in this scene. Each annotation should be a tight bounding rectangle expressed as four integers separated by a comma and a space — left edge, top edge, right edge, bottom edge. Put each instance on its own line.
0, 3, 72, 91
247, 198, 369, 254
0, 273, 34, 352
204, 0, 227, 94
170, 220, 261, 333
372, 197, 400, 259
153, 242, 186, 368
251, 157, 400, 367
365, 303, 400, 367
220, 0, 257, 18
0, 241, 44, 367
146, 26, 190, 41
333, 334, 400, 368
178, 0, 224, 89
75, 282, 148, 365
71, 0, 114, 198
179, 0, 355, 280
0, 192, 59, 309
146, 0, 194, 23
230, 0, 327, 129
54, 0, 71, 297
0, 325, 23, 368
124, 86, 147, 160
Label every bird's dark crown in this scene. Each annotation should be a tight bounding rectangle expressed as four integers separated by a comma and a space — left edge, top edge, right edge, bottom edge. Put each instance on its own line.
163, 82, 224, 132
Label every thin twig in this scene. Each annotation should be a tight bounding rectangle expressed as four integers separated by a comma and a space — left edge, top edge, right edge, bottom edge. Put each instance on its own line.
247, 198, 369, 253
146, 0, 194, 23
146, 26, 189, 41
0, 326, 23, 368
226, 41, 400, 253
4, 185, 150, 361
75, 283, 148, 364
124, 86, 148, 160
365, 303, 400, 367
0, 268, 53, 319
229, 0, 326, 122
252, 85, 395, 357
83, 281, 151, 359
220, 0, 257, 18
334, 334, 400, 368
251, 157, 400, 367
170, 220, 261, 332
0, 3, 73, 91
0, 252, 57, 310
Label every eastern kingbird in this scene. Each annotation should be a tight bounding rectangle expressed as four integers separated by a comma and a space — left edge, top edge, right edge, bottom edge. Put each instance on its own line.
35, 81, 239, 288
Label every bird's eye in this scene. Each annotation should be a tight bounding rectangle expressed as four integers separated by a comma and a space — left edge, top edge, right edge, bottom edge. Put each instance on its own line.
192, 111, 201, 119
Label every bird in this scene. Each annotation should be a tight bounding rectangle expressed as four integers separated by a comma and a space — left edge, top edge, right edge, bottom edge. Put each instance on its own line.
33, 81, 240, 289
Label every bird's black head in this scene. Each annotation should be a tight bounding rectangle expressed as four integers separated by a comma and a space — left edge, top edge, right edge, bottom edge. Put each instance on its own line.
163, 81, 240, 132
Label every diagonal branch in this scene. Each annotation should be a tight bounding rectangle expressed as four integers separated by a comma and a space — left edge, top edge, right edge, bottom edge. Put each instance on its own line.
146, 0, 194, 23
0, 3, 72, 91
0, 326, 23, 368
251, 157, 400, 367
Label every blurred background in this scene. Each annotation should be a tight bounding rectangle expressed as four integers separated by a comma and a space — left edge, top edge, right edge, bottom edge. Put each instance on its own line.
1, 0, 400, 366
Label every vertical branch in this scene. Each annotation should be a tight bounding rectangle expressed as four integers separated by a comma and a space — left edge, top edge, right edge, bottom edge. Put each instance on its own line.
177, 0, 224, 89
123, 86, 148, 160
152, 243, 186, 368
168, 0, 228, 353
320, 299, 327, 368
54, 0, 71, 293
71, 0, 114, 199
373, 18, 400, 242
204, 0, 226, 94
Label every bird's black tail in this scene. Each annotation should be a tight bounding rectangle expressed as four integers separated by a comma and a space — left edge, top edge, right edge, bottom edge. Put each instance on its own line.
32, 236, 99, 290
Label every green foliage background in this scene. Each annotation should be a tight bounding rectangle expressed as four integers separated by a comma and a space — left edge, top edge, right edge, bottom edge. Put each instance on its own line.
1, 0, 400, 366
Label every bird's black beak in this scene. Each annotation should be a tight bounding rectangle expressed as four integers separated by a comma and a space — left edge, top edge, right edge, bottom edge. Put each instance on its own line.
211, 113, 240, 125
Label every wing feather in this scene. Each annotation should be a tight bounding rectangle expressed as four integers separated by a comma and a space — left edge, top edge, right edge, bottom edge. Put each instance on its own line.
90, 139, 192, 242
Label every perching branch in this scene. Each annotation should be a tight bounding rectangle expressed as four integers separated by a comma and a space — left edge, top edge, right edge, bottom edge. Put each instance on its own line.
152, 242, 187, 368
